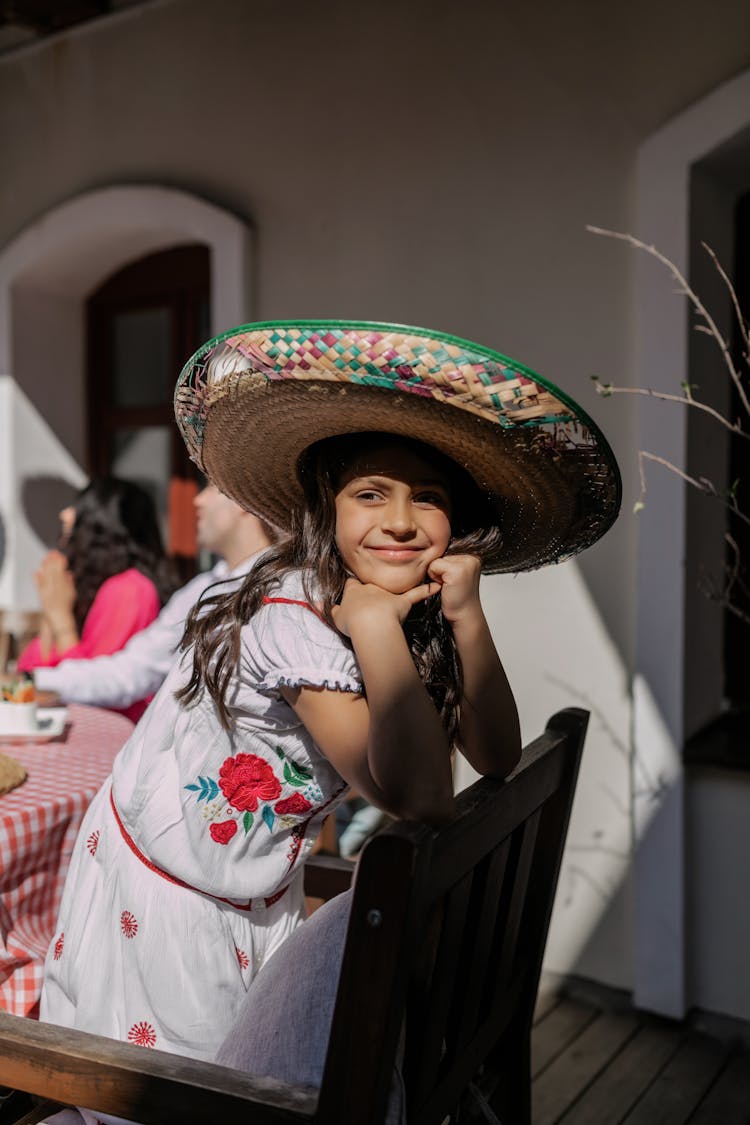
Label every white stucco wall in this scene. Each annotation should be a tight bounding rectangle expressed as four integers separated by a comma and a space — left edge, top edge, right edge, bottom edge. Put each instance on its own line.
1, 0, 750, 1008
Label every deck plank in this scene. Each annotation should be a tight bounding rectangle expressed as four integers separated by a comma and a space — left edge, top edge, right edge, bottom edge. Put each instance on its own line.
532, 1009, 639, 1125
686, 1052, 750, 1124
554, 1023, 683, 1125
621, 1032, 730, 1124
531, 998, 598, 1079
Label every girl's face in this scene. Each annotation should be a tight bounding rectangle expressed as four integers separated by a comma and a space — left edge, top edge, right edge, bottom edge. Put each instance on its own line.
334, 442, 453, 594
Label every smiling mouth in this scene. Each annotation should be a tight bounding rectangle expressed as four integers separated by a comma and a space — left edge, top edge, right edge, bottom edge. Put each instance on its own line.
367, 546, 425, 560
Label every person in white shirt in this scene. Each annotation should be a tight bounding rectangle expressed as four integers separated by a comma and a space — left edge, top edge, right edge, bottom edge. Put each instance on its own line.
34, 486, 275, 712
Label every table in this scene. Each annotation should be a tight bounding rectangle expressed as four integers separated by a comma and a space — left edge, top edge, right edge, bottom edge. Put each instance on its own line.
0, 704, 134, 1016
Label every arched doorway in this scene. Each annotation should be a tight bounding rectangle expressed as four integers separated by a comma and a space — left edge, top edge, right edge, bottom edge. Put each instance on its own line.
0, 185, 253, 610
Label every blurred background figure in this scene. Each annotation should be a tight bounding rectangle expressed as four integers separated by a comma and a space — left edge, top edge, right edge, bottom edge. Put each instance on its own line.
17, 477, 177, 721
32, 486, 275, 720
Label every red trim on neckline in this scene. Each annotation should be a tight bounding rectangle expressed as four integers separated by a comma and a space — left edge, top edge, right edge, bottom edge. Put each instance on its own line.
262, 595, 324, 621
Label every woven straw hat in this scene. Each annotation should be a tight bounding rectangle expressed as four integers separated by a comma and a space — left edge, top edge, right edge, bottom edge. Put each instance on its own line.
175, 320, 620, 573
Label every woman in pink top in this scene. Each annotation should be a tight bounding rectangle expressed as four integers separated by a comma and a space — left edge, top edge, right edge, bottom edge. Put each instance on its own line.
18, 478, 177, 721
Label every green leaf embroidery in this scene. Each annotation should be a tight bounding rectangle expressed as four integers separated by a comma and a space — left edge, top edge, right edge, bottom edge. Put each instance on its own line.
243, 811, 254, 833
283, 759, 313, 787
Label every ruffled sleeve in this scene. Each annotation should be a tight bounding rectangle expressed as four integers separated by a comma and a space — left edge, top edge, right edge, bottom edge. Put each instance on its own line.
240, 590, 362, 697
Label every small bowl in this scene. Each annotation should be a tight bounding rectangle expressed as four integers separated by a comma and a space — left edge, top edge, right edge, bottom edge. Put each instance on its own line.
0, 700, 39, 735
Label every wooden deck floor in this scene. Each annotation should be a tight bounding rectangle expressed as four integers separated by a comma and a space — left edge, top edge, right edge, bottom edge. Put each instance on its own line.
531, 988, 750, 1125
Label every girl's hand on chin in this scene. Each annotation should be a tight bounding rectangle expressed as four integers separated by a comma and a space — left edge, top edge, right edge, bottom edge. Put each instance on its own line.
332, 576, 440, 637
427, 554, 482, 623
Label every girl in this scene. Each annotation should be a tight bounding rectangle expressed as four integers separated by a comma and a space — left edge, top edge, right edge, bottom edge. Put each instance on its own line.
40, 321, 620, 1072
19, 477, 177, 721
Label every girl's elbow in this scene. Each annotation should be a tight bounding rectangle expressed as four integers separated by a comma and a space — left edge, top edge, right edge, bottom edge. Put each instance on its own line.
428, 793, 457, 826
405, 790, 456, 827
489, 747, 522, 781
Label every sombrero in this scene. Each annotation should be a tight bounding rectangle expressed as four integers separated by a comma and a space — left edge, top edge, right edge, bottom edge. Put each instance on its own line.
174, 320, 620, 573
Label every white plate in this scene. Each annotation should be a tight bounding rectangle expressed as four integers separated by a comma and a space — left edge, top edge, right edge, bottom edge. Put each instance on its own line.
0, 707, 68, 743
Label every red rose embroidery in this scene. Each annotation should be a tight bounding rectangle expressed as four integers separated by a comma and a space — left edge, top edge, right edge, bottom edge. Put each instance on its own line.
274, 793, 313, 816
236, 946, 249, 970
128, 1021, 157, 1047
219, 754, 281, 812
121, 911, 138, 939
53, 932, 64, 960
86, 830, 100, 857
210, 819, 238, 845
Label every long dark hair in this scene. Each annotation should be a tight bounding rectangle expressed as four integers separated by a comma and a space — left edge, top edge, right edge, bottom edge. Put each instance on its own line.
65, 477, 177, 630
178, 434, 501, 746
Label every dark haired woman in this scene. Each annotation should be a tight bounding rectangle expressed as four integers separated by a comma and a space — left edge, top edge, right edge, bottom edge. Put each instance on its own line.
18, 477, 176, 721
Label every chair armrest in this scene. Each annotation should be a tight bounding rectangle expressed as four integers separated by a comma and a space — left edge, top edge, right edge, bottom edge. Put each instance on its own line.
0, 1010, 315, 1125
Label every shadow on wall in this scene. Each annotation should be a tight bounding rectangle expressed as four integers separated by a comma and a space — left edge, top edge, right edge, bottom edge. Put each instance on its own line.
21, 475, 79, 550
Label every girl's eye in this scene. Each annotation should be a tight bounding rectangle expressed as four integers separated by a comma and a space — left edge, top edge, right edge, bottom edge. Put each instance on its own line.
415, 491, 449, 508
356, 490, 383, 502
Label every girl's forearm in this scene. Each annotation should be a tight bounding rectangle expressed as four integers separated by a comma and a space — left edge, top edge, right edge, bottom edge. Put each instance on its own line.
348, 615, 455, 824
452, 614, 521, 778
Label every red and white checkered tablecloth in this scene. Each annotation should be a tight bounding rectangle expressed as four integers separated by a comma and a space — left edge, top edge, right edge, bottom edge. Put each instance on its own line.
0, 704, 134, 1016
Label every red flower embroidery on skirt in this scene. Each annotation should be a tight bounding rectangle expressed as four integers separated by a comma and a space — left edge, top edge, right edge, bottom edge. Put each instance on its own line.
86, 830, 100, 857
128, 1021, 157, 1047
210, 819, 238, 845
236, 946, 249, 970
219, 753, 281, 812
274, 793, 313, 816
53, 932, 64, 960
120, 911, 138, 938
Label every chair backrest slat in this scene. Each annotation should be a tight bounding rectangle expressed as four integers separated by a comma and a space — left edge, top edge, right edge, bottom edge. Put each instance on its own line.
406, 870, 475, 1106
315, 830, 424, 1125
452, 839, 511, 1056
488, 808, 542, 1013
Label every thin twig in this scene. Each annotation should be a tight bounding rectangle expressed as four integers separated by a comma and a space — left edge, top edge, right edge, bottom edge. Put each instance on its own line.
637, 450, 750, 531
587, 226, 750, 420
701, 242, 750, 356
593, 382, 750, 439
724, 532, 750, 602
698, 532, 750, 627
723, 599, 750, 628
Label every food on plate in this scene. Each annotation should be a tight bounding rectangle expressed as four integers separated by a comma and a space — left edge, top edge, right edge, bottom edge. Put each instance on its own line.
0, 674, 38, 734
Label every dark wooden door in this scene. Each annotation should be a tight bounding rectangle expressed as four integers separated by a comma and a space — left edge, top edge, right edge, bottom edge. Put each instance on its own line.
86, 244, 210, 578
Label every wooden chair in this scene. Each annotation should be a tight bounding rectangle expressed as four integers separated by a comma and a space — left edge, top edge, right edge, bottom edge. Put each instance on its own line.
0, 708, 588, 1125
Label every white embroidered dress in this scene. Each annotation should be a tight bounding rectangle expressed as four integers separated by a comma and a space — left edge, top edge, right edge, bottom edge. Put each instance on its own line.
40, 572, 361, 1061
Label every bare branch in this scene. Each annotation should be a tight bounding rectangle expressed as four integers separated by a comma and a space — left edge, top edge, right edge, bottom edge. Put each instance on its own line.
723, 599, 750, 628
592, 380, 750, 439
587, 226, 750, 420
699, 535, 750, 627
637, 451, 750, 532
589, 226, 750, 631
701, 242, 750, 356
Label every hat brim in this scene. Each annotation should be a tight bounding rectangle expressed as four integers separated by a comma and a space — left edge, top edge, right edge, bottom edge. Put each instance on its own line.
175, 320, 621, 574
